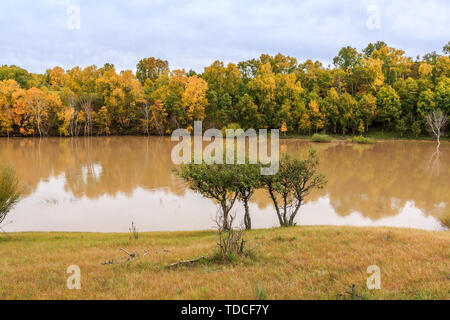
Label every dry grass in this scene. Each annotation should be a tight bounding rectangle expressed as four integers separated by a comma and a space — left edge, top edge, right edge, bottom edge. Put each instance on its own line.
0, 226, 448, 300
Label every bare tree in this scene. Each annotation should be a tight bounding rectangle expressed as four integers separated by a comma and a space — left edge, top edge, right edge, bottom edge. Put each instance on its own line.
67, 93, 78, 137
27, 94, 47, 137
426, 110, 448, 147
79, 93, 94, 136
140, 100, 151, 136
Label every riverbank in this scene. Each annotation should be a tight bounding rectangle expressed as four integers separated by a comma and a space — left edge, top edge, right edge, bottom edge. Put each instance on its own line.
0, 226, 448, 300
2, 130, 448, 142
280, 131, 450, 142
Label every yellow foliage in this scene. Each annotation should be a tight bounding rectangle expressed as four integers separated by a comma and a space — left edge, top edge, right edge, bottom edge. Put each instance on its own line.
419, 63, 433, 78
182, 75, 208, 121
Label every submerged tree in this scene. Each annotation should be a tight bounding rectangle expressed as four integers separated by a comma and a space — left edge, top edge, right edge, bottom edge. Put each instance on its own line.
0, 166, 21, 232
425, 110, 448, 147
426, 110, 448, 176
262, 151, 327, 227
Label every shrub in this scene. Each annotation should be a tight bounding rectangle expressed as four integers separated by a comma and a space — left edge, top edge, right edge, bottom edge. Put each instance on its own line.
261, 151, 327, 227
348, 136, 374, 144
221, 123, 242, 136
312, 134, 333, 143
411, 120, 422, 138
212, 214, 252, 262
176, 163, 238, 230
0, 166, 21, 228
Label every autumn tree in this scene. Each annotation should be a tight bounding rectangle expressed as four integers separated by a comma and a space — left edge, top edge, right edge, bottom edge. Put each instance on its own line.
23, 87, 62, 137
417, 89, 436, 119
203, 61, 241, 127
1, 42, 449, 138
434, 77, 450, 115
356, 93, 377, 132
183, 75, 208, 122
248, 63, 276, 127
0, 80, 22, 137
376, 85, 401, 127
136, 57, 169, 85
0, 65, 32, 89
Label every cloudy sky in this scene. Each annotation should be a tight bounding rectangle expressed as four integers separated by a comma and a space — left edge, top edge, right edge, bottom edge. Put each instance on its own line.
0, 0, 449, 73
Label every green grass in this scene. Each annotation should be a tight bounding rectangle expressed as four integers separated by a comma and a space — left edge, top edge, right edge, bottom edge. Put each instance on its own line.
311, 134, 333, 143
0, 226, 448, 300
279, 130, 449, 142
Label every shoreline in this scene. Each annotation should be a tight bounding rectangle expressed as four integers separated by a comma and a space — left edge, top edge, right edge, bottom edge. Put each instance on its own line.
0, 133, 448, 143
4, 223, 448, 234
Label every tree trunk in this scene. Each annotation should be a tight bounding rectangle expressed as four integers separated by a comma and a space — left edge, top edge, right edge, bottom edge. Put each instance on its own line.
282, 193, 288, 226
243, 199, 251, 230
288, 201, 302, 226
268, 187, 283, 226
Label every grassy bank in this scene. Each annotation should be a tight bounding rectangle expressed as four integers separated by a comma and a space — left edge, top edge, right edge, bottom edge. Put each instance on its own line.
281, 130, 450, 142
0, 226, 448, 300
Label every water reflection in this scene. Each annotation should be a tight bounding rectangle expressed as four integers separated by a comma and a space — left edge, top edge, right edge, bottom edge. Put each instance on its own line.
0, 137, 448, 231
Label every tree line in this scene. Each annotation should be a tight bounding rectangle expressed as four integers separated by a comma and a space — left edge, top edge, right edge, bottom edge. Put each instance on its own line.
0, 41, 449, 137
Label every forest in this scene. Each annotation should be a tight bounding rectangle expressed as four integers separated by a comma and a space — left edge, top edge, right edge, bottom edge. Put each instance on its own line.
0, 41, 449, 137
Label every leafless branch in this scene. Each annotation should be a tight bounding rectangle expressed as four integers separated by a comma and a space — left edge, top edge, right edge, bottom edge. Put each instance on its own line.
166, 256, 205, 269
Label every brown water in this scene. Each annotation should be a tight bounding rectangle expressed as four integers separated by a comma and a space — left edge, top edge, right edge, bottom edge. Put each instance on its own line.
0, 137, 448, 232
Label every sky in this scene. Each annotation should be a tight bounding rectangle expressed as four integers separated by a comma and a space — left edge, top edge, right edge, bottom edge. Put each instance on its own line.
0, 0, 449, 74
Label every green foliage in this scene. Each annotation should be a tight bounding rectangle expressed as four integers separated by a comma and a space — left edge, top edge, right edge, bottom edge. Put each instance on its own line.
234, 163, 263, 230
261, 151, 327, 227
311, 133, 333, 143
434, 77, 450, 115
176, 152, 327, 230
417, 89, 436, 118
395, 118, 408, 137
176, 161, 263, 230
0, 166, 21, 226
411, 120, 423, 138
348, 136, 375, 144
0, 65, 32, 89
176, 163, 239, 230
136, 57, 169, 84
221, 123, 242, 136
254, 283, 268, 300
377, 85, 401, 125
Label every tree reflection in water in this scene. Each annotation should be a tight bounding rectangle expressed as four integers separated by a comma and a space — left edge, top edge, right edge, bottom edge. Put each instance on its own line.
0, 137, 448, 231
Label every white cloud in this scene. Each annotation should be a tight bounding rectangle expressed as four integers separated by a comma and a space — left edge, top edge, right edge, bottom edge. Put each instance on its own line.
0, 0, 448, 73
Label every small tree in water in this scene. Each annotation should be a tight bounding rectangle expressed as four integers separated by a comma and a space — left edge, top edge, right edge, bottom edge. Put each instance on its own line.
176, 163, 239, 230
0, 166, 21, 232
262, 151, 327, 227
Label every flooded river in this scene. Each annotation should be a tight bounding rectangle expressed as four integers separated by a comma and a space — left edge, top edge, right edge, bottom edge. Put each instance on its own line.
0, 137, 448, 232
